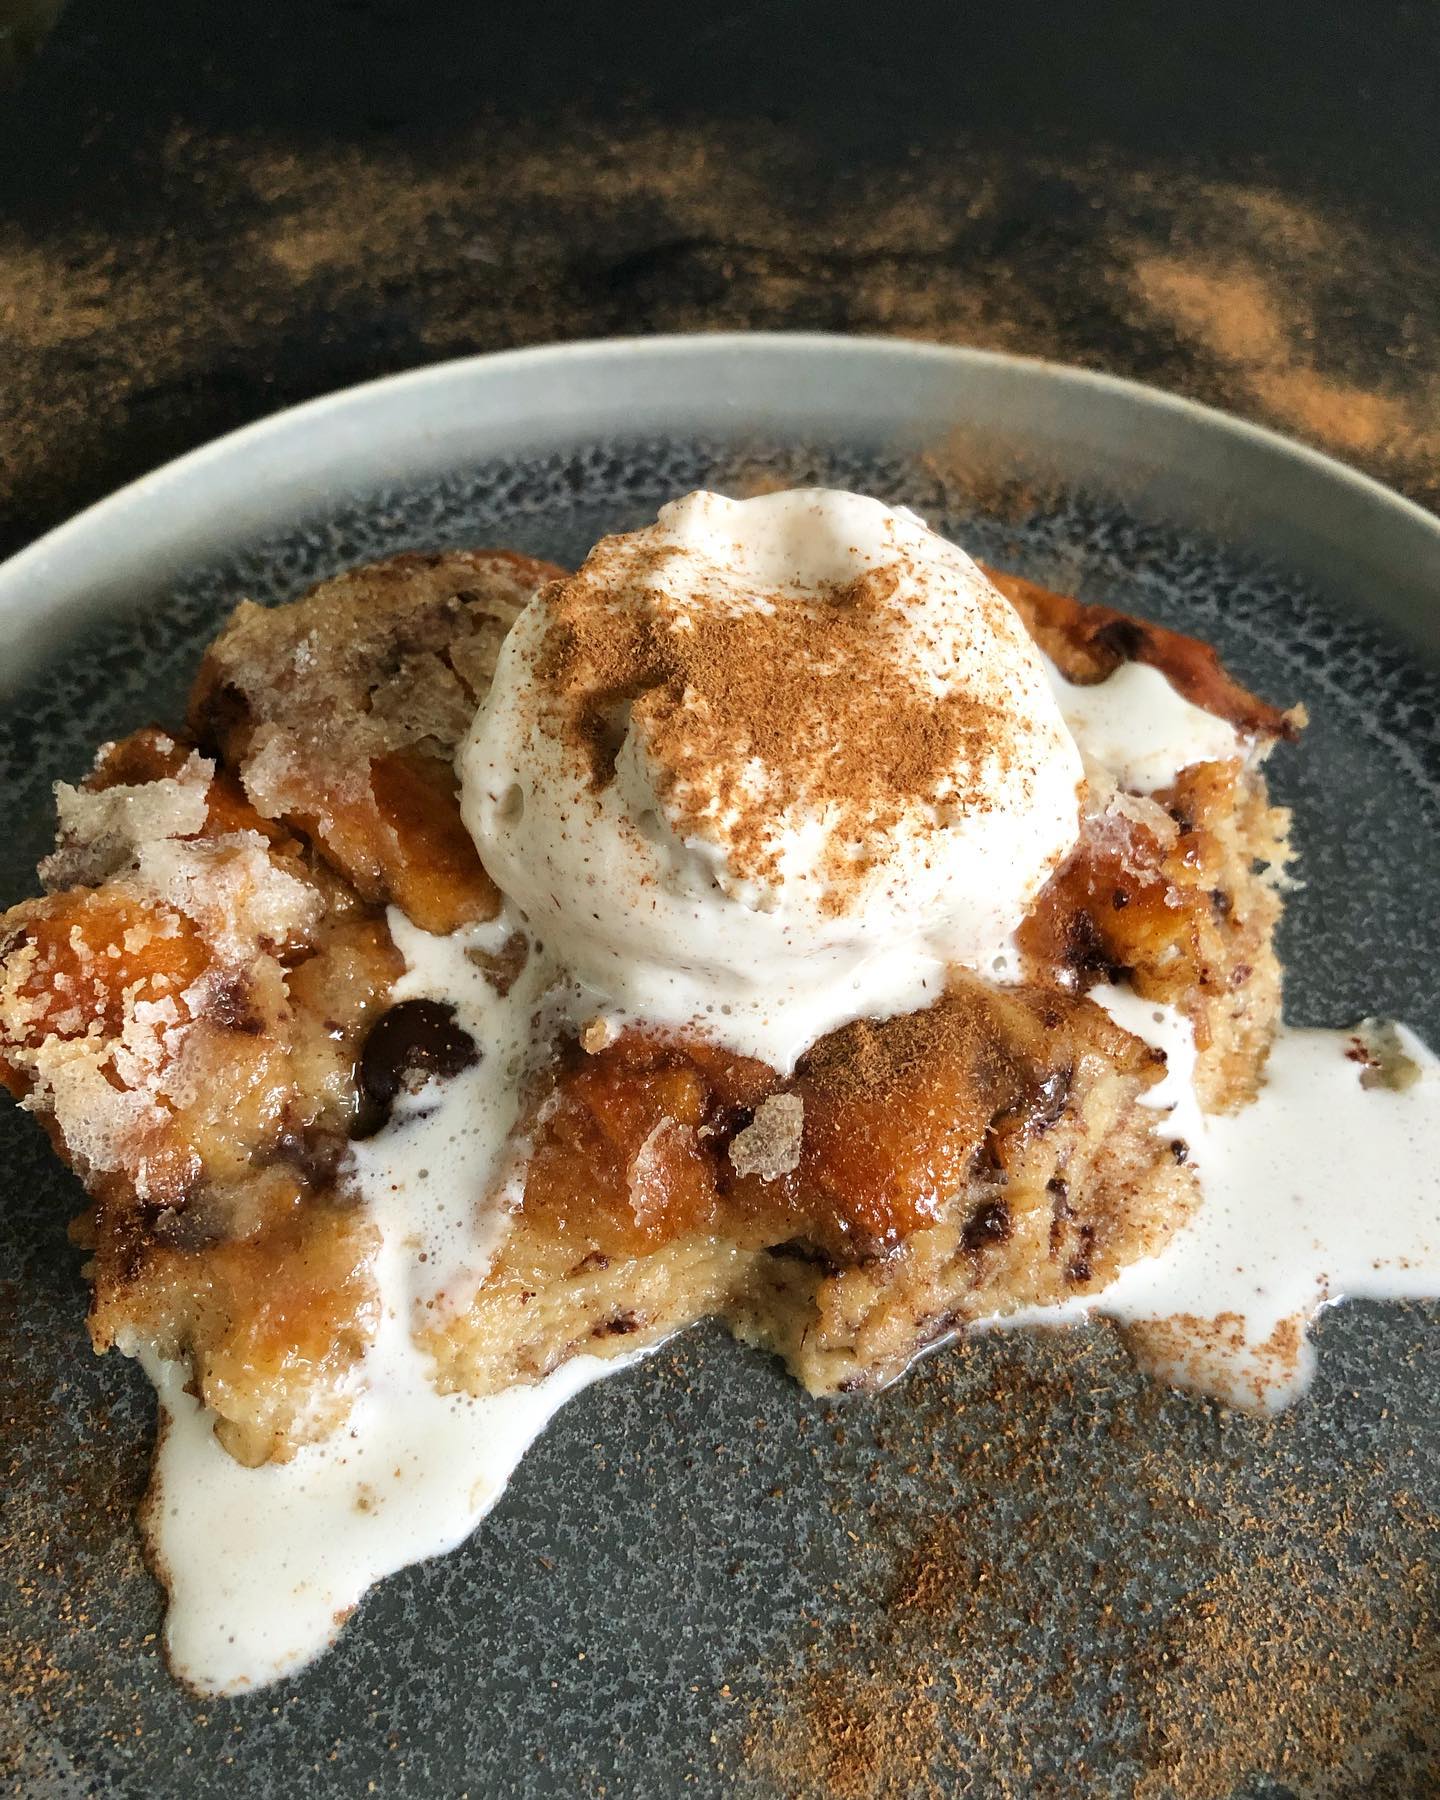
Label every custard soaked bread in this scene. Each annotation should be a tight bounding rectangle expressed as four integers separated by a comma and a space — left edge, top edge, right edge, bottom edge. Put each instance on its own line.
990, 567, 1298, 1113
0, 538, 1296, 1464
191, 548, 563, 934
428, 975, 1191, 1398
0, 726, 394, 1465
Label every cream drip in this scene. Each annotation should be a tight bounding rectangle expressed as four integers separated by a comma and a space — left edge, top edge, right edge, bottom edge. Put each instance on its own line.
1086, 991, 1440, 1408
139, 905, 636, 1694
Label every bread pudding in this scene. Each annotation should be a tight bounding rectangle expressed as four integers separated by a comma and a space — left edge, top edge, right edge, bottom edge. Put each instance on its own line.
10, 485, 1380, 1692
0, 505, 1295, 1452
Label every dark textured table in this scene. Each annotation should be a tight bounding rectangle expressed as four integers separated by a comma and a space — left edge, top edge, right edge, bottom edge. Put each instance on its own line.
2, 8, 1439, 1799
2, 0, 1439, 560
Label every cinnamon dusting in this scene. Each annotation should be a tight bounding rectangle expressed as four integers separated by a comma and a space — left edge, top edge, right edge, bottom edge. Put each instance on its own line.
7, 124, 1437, 559
534, 543, 1039, 912
740, 1336, 1440, 1799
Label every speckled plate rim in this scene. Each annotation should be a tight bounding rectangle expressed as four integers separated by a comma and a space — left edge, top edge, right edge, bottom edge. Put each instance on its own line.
2, 333, 1438, 696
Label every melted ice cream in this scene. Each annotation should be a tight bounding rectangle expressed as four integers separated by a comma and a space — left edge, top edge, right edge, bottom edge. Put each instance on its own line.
1047, 657, 1240, 793
1083, 990, 1440, 1408
140, 904, 619, 1694
132, 494, 1440, 1695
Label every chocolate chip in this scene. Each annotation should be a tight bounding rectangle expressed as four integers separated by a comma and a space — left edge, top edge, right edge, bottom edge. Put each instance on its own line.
352, 999, 479, 1139
1047, 1179, 1074, 1255
1065, 1222, 1096, 1284
192, 679, 251, 758
267, 1123, 348, 1188
1060, 909, 1128, 984
1030, 1064, 1074, 1131
206, 972, 264, 1035
765, 1236, 842, 1276
962, 1199, 1013, 1253
147, 1197, 227, 1253
1091, 617, 1147, 663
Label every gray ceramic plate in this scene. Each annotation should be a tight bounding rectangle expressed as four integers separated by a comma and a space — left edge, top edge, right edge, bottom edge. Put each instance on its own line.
2, 336, 1438, 1800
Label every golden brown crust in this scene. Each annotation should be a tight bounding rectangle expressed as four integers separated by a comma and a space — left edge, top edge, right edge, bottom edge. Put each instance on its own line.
189, 548, 561, 933
1019, 752, 1291, 1111
983, 564, 1301, 742
0, 726, 398, 1463
982, 562, 1295, 1110
431, 975, 1188, 1398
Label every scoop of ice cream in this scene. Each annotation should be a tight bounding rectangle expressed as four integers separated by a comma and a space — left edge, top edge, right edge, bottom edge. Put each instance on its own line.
460, 489, 1084, 1067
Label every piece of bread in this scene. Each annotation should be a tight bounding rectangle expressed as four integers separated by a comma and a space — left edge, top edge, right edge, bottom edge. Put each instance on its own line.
189, 549, 563, 934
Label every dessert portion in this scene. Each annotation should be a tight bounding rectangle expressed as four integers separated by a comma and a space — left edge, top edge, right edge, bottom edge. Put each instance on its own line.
433, 490, 1266, 1400
1, 494, 1256, 1450
0, 726, 394, 1466
1, 486, 1435, 1696
438, 971, 1188, 1403
992, 568, 1295, 1112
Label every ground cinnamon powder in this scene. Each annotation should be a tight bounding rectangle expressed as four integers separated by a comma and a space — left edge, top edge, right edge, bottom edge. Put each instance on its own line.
738, 1331, 1438, 1799
3, 120, 1439, 552
535, 542, 1022, 908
